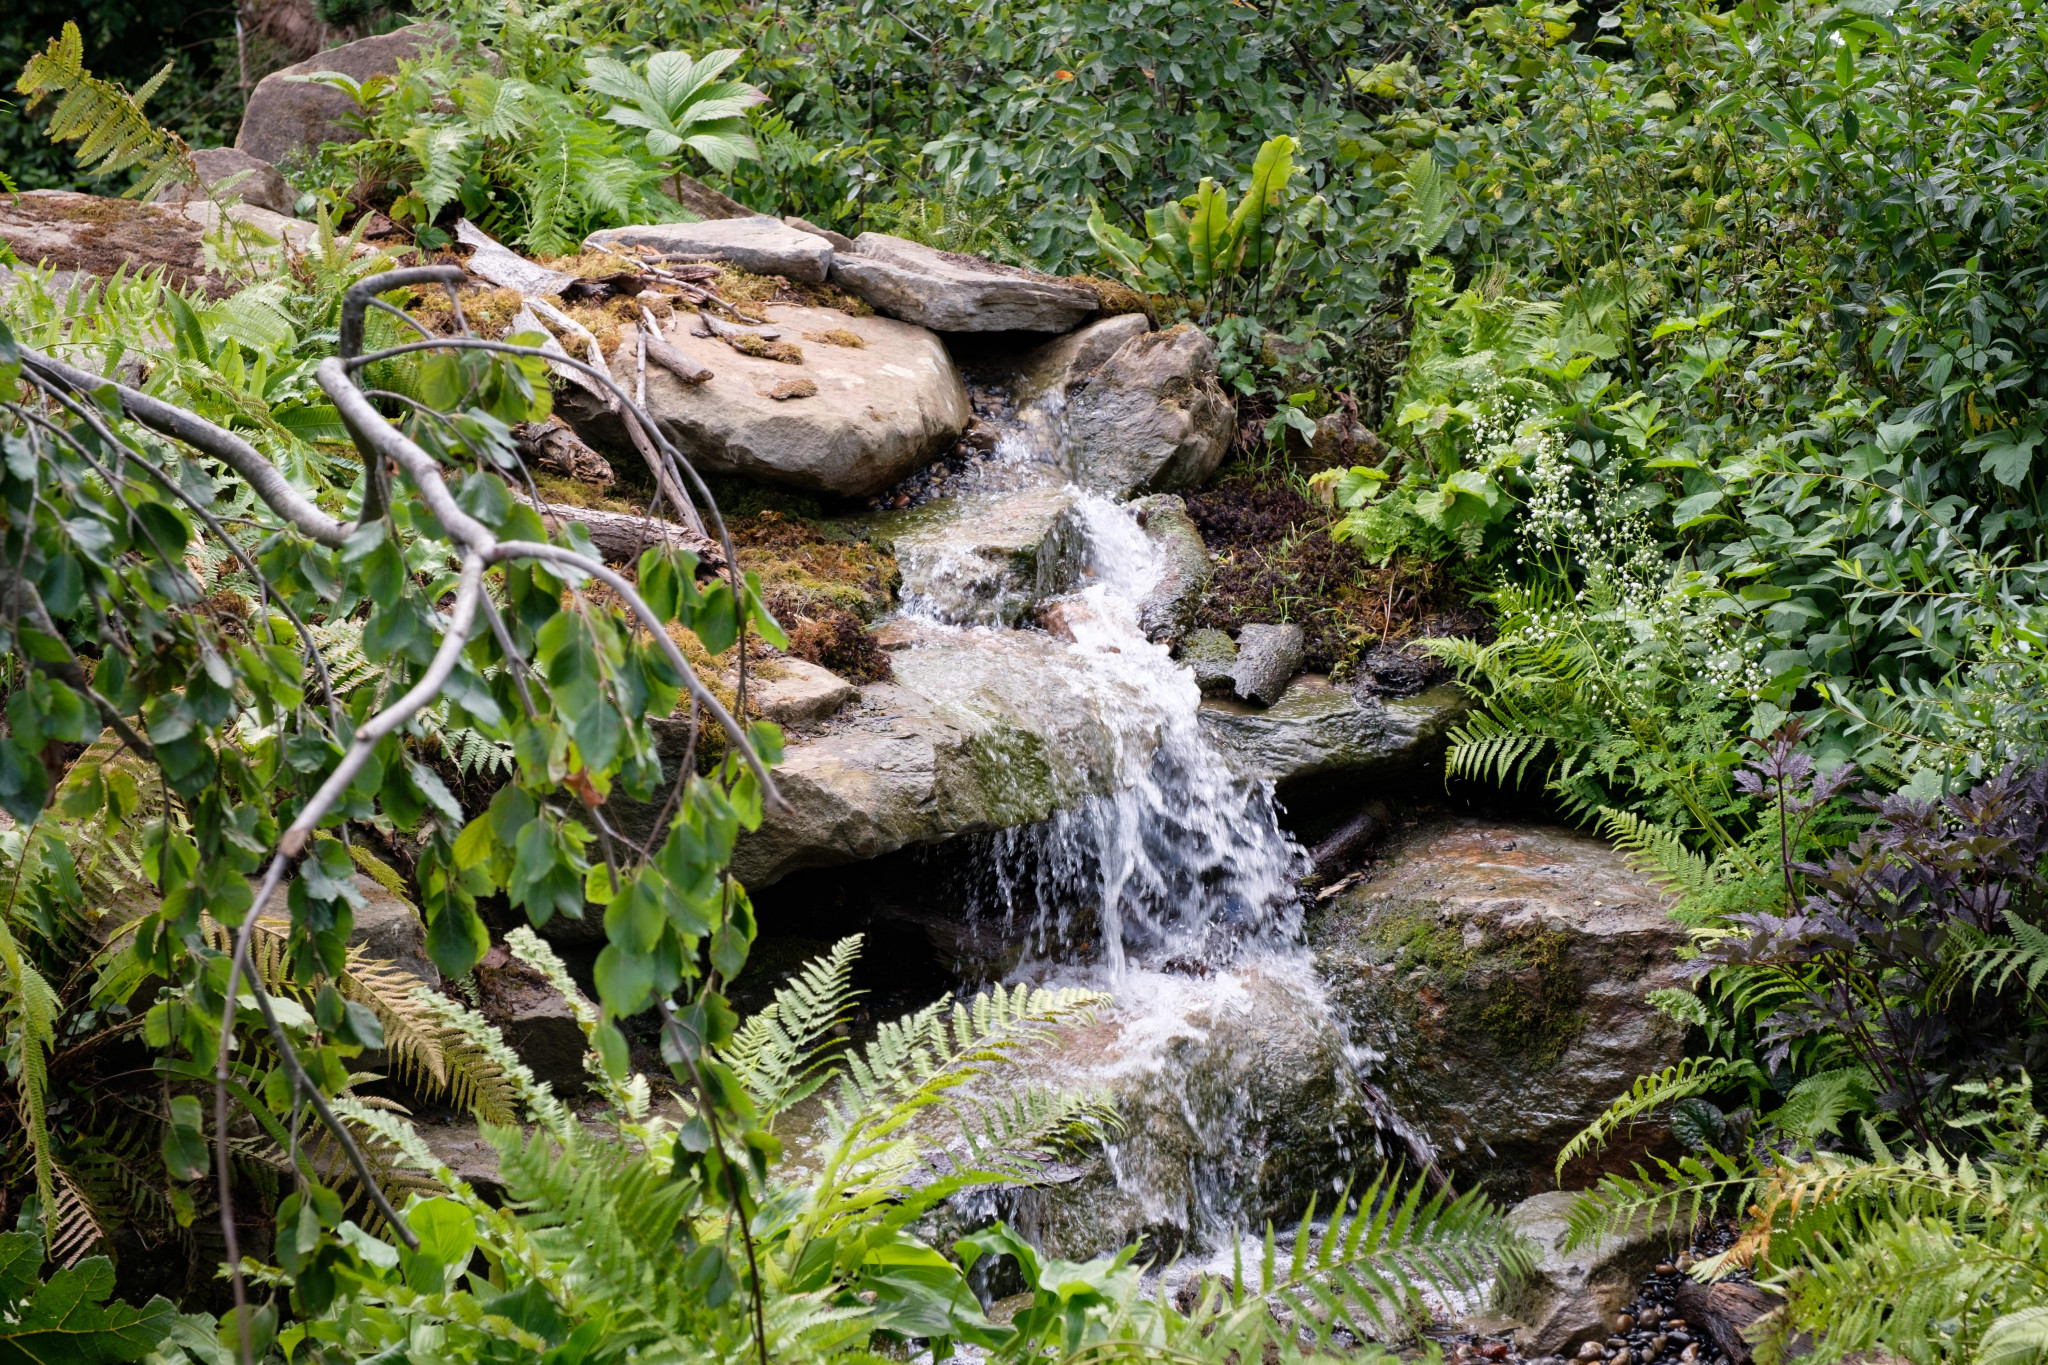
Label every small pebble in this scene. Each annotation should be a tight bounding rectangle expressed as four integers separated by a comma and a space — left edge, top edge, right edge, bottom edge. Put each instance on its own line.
1614, 1352, 1632, 1365
1616, 1314, 1636, 1333
1578, 1344, 1607, 1361
1481, 1345, 1510, 1362
1679, 1346, 1699, 1364
1654, 1263, 1677, 1276
1650, 1335, 1669, 1357
1675, 1252, 1696, 1271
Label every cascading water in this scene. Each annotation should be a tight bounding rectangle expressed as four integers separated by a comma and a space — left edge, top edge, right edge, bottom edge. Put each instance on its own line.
889, 408, 1423, 1256
968, 494, 1305, 974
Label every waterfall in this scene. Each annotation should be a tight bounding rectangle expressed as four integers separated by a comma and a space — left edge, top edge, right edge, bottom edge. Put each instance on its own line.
961, 494, 1306, 976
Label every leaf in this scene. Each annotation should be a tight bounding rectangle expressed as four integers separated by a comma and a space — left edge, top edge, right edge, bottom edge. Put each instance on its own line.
0, 1237, 176, 1365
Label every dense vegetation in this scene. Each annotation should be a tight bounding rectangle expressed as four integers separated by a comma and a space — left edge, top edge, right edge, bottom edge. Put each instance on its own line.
3, 0, 2048, 1360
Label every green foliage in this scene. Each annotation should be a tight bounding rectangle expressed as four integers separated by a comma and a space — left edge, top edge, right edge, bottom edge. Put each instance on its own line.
583, 47, 766, 181
13, 22, 198, 201
1566, 1077, 2048, 1365
1086, 134, 1300, 320
0, 1231, 176, 1365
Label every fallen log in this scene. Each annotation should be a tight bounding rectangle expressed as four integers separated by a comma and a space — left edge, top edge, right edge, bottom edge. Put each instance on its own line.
529, 501, 724, 571
1674, 1279, 1788, 1365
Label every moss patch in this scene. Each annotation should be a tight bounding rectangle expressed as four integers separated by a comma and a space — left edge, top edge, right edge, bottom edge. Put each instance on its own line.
1358, 908, 1587, 1066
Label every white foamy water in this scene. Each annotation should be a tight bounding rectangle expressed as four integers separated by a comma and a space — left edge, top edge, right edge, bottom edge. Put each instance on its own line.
968, 493, 1307, 974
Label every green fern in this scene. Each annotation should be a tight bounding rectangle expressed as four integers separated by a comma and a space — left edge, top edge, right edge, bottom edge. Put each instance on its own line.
724, 936, 863, 1124
15, 23, 199, 200
1555, 1056, 1764, 1178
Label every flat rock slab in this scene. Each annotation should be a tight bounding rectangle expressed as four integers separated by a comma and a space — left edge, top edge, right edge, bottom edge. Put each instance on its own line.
0, 191, 319, 295
878, 487, 1084, 626
1199, 678, 1465, 792
574, 304, 969, 497
831, 232, 1099, 332
1310, 817, 1688, 1200
754, 657, 858, 725
585, 216, 832, 283
236, 24, 447, 167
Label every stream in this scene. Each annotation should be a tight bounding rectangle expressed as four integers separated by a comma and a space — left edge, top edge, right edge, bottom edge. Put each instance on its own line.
862, 390, 1420, 1259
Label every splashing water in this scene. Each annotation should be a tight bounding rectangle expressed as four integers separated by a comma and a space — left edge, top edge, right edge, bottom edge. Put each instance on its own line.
961, 494, 1306, 975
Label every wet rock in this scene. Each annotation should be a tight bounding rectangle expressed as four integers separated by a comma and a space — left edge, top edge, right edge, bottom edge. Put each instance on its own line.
236, 25, 447, 166
154, 147, 293, 216
1000, 958, 1375, 1260
583, 216, 833, 284
1033, 595, 1097, 643
1200, 679, 1465, 798
1352, 641, 1452, 699
472, 943, 590, 1095
997, 313, 1153, 407
880, 488, 1084, 627
1177, 628, 1238, 695
829, 233, 1100, 332
1129, 494, 1210, 645
562, 307, 968, 497
416, 1120, 505, 1199
784, 215, 855, 252
1230, 623, 1305, 706
347, 874, 438, 989
1061, 324, 1235, 496
1497, 1191, 1688, 1355
606, 618, 1148, 886
753, 658, 857, 725
1311, 818, 1690, 1199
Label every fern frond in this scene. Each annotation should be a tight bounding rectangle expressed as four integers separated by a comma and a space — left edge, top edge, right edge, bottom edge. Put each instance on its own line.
17, 24, 200, 199
1555, 1056, 1761, 1178
724, 936, 863, 1123
1598, 806, 1713, 898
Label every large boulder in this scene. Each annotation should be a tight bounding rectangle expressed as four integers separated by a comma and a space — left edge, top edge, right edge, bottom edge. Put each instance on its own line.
154, 147, 294, 216
1198, 680, 1465, 799
236, 25, 446, 167
566, 306, 970, 497
1061, 325, 1235, 495
1309, 817, 1689, 1200
583, 216, 833, 284
600, 616, 1153, 890
829, 233, 1100, 332
881, 488, 1084, 626
347, 873, 438, 989
998, 313, 1153, 407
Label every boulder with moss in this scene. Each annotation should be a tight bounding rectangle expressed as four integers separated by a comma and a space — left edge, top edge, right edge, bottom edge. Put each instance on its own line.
1308, 816, 1688, 1200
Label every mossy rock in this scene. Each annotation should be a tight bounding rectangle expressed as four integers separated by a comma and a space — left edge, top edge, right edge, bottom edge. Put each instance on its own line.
1309, 815, 1689, 1201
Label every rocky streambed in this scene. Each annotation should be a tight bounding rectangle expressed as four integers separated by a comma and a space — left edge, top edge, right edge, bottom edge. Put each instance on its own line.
3, 42, 1704, 1342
